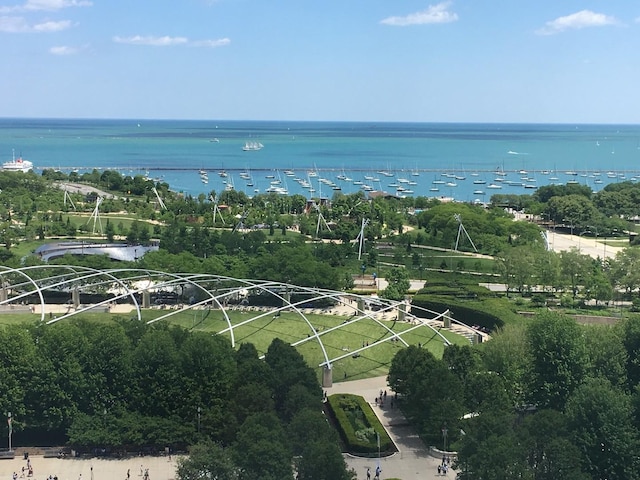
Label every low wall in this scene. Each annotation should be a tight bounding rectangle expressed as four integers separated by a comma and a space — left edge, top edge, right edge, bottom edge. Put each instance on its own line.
428, 445, 457, 461
573, 315, 619, 325
0, 305, 31, 314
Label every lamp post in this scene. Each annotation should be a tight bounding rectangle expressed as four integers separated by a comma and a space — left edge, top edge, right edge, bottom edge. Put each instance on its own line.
441, 423, 448, 452
578, 231, 589, 251
587, 225, 600, 258
197, 407, 201, 434
7, 412, 12, 452
376, 431, 381, 472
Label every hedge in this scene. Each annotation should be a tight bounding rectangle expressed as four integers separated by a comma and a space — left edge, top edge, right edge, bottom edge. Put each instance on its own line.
326, 393, 393, 455
411, 294, 521, 331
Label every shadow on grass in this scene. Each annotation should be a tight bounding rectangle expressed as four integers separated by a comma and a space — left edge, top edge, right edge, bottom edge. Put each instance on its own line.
233, 316, 278, 344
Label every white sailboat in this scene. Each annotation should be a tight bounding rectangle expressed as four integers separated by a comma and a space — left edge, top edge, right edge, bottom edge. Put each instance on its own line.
242, 141, 264, 151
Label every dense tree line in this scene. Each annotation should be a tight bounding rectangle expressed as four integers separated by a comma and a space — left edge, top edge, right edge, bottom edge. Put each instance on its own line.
7, 169, 640, 303
494, 244, 640, 306
0, 319, 351, 479
491, 182, 639, 235
413, 202, 545, 255
388, 312, 640, 480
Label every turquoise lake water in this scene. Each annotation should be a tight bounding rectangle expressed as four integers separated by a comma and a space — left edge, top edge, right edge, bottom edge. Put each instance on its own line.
2, 118, 640, 202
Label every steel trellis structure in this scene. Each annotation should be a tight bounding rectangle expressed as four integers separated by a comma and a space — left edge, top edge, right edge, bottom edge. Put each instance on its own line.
0, 266, 469, 370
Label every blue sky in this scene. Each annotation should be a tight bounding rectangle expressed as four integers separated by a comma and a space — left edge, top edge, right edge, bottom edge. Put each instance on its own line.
2, 1, 640, 123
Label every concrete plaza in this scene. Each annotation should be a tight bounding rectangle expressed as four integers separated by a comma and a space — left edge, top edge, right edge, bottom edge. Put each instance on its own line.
0, 375, 447, 480
0, 454, 179, 480
327, 376, 454, 480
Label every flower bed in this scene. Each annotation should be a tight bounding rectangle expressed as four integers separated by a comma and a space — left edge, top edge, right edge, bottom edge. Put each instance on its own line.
326, 393, 393, 455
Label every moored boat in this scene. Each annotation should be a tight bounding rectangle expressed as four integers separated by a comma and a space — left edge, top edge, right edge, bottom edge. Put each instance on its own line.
3, 150, 33, 172
242, 141, 263, 151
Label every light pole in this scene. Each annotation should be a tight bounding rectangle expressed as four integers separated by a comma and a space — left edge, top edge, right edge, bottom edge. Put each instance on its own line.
197, 407, 201, 434
441, 423, 448, 452
7, 412, 12, 452
376, 431, 381, 473
578, 231, 590, 251
587, 225, 601, 258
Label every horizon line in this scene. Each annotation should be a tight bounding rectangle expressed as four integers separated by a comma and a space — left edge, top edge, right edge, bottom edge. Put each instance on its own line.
1, 116, 640, 127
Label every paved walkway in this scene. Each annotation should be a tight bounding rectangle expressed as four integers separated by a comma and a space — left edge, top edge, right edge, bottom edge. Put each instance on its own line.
0, 454, 179, 480
546, 230, 623, 260
327, 376, 454, 480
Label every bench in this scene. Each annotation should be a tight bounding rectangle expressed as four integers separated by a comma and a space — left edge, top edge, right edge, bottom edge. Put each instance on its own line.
43, 449, 62, 458
0, 450, 15, 459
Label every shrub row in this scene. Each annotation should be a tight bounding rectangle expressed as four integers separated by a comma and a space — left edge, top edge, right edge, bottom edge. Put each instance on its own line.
411, 294, 521, 331
419, 283, 494, 298
326, 393, 393, 455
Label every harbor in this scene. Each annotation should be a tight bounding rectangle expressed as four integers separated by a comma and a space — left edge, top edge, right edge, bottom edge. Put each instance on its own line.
4, 118, 640, 202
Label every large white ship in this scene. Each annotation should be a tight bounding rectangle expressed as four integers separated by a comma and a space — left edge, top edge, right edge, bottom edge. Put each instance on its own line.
3, 150, 33, 172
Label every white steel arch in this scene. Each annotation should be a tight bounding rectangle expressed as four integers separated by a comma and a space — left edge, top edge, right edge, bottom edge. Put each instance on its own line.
0, 266, 471, 370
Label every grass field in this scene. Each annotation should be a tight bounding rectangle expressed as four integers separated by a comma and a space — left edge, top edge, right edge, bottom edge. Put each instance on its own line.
145, 308, 468, 383
0, 306, 469, 383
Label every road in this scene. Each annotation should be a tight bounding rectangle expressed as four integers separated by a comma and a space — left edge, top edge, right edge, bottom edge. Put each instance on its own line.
545, 229, 623, 259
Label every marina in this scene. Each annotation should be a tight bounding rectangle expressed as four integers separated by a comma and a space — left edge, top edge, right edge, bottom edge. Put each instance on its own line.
3, 119, 640, 202
31, 165, 640, 203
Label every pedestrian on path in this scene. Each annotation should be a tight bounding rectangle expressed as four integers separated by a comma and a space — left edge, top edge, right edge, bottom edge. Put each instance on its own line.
366, 467, 371, 479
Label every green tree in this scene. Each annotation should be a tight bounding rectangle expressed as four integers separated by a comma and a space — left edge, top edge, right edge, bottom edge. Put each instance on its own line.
289, 409, 354, 480
546, 193, 598, 228
387, 345, 433, 397
456, 412, 528, 480
535, 250, 562, 293
105, 219, 115, 242
584, 324, 627, 388
496, 246, 536, 295
442, 344, 478, 382
520, 409, 589, 480
126, 220, 140, 245
381, 267, 410, 300
130, 327, 183, 417
565, 377, 640, 480
479, 323, 530, 407
621, 316, 640, 388
559, 248, 591, 299
176, 441, 238, 480
609, 247, 640, 296
233, 413, 292, 480
264, 338, 321, 421
388, 347, 463, 446
526, 313, 587, 410
582, 261, 614, 305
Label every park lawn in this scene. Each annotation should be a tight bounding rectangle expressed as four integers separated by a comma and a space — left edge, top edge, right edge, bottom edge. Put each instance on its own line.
61, 213, 150, 232
379, 248, 496, 275
11, 239, 48, 258
0, 307, 470, 383
157, 308, 469, 382
601, 239, 629, 248
0, 312, 122, 326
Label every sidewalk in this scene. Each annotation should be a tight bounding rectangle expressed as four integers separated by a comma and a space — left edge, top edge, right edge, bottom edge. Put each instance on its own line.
327, 376, 454, 479
0, 454, 178, 480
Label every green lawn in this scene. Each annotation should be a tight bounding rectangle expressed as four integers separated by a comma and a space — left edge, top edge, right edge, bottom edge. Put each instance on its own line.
146, 308, 468, 383
0, 304, 470, 384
